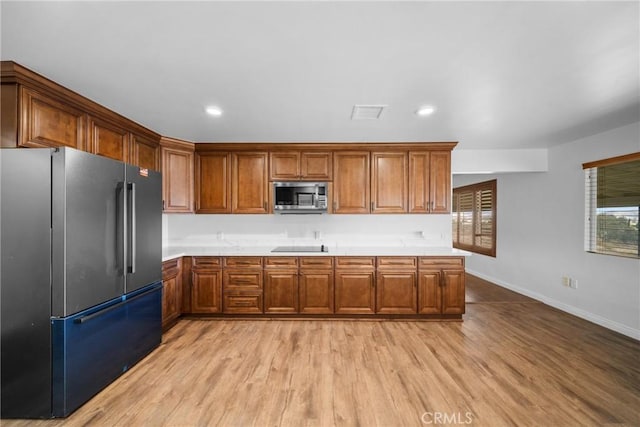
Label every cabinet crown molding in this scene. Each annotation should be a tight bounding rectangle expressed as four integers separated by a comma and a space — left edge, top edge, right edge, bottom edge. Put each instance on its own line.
1, 60, 159, 141
195, 142, 458, 152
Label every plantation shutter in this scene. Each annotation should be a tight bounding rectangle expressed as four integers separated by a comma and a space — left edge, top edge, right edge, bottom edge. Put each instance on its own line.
453, 180, 496, 257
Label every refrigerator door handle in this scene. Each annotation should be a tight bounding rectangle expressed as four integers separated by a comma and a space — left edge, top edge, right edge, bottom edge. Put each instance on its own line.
127, 182, 136, 274
116, 182, 126, 276
73, 299, 126, 324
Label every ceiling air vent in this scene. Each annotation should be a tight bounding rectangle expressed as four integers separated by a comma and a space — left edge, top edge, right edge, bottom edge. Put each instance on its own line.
351, 104, 387, 120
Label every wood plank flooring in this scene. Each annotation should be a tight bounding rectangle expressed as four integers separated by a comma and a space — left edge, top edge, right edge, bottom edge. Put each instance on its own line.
3, 275, 639, 426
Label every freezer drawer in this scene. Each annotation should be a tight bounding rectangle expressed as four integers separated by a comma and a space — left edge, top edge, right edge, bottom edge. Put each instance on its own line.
51, 282, 161, 417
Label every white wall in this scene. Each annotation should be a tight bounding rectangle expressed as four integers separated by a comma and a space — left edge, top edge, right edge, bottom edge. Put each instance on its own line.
452, 149, 548, 174
454, 122, 640, 339
165, 214, 452, 247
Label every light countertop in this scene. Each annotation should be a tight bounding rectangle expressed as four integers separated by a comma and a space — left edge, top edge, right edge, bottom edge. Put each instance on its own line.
162, 245, 470, 261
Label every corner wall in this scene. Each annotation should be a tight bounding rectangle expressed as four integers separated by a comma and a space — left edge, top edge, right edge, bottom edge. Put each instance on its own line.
454, 122, 640, 339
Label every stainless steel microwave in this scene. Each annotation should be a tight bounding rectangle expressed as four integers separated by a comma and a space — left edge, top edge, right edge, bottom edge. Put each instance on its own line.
273, 182, 328, 214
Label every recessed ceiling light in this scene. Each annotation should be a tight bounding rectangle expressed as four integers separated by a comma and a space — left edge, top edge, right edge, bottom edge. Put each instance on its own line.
205, 106, 223, 117
416, 106, 435, 116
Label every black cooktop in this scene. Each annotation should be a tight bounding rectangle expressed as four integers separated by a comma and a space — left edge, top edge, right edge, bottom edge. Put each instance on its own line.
271, 245, 328, 253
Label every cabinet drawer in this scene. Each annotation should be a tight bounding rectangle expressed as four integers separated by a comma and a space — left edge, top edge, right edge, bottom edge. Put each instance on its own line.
418, 257, 464, 269
300, 257, 334, 269
223, 293, 263, 314
223, 271, 263, 290
377, 257, 417, 269
162, 258, 180, 277
224, 257, 263, 268
335, 257, 376, 269
192, 257, 221, 269
264, 257, 299, 269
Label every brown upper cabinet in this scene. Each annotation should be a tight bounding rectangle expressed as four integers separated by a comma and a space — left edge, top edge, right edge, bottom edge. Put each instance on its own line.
88, 116, 129, 162
409, 151, 451, 213
1, 61, 161, 169
195, 151, 231, 213
333, 151, 371, 214
161, 137, 194, 213
232, 152, 269, 214
270, 151, 332, 181
371, 152, 408, 213
130, 132, 161, 171
19, 86, 87, 150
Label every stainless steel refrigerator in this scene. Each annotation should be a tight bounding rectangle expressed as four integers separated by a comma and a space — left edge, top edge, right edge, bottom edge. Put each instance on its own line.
0, 147, 162, 418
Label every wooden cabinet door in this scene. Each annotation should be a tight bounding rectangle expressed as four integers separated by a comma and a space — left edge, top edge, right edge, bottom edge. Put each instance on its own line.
264, 270, 299, 313
409, 151, 451, 214
161, 143, 194, 213
409, 151, 430, 213
232, 152, 269, 213
335, 270, 375, 314
130, 133, 160, 171
20, 87, 86, 150
429, 151, 451, 213
417, 270, 442, 314
300, 152, 332, 181
442, 269, 465, 314
196, 152, 231, 213
88, 116, 129, 162
299, 269, 334, 314
371, 152, 407, 213
376, 271, 416, 314
333, 151, 370, 214
270, 152, 300, 180
162, 258, 182, 329
162, 275, 179, 325
191, 269, 223, 313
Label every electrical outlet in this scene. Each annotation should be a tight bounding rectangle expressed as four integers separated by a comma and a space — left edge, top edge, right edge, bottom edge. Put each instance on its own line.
570, 279, 578, 289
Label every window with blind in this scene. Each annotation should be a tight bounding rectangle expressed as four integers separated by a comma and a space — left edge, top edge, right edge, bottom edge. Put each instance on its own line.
583, 153, 640, 259
452, 179, 496, 257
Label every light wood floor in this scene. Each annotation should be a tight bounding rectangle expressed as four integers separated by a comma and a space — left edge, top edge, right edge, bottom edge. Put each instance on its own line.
4, 274, 639, 426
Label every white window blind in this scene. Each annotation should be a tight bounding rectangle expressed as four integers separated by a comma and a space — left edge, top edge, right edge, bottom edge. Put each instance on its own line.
583, 153, 640, 259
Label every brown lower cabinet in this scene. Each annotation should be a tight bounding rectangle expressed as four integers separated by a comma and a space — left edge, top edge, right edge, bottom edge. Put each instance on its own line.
264, 256, 298, 313
264, 269, 299, 313
418, 257, 465, 315
376, 273, 417, 314
299, 257, 334, 314
375, 257, 417, 314
162, 258, 183, 330
167, 255, 464, 324
223, 257, 263, 313
191, 257, 223, 313
334, 257, 376, 314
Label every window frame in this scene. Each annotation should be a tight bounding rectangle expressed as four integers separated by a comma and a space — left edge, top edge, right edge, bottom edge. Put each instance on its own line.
452, 179, 497, 257
583, 152, 640, 259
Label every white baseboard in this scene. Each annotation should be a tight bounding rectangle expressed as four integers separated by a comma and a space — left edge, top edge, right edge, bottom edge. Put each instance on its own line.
466, 269, 640, 341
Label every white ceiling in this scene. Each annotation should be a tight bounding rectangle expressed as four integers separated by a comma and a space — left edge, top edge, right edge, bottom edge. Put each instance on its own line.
1, 1, 638, 149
